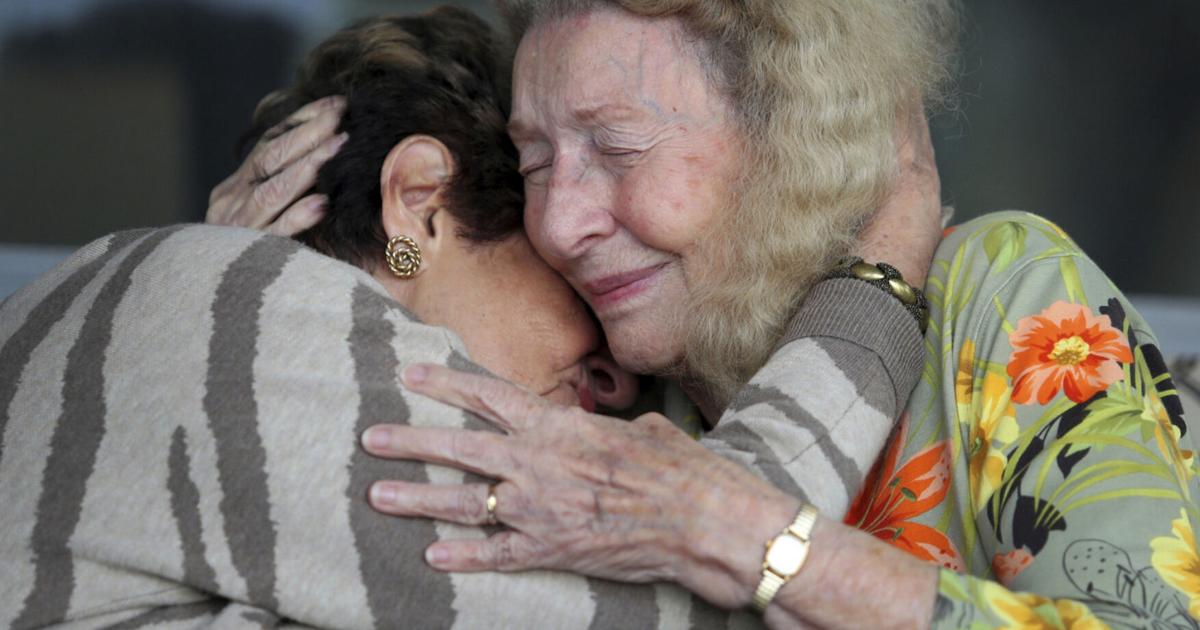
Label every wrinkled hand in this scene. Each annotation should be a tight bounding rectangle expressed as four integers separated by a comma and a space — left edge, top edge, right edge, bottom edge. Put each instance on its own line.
361, 364, 798, 610
854, 101, 944, 288
206, 95, 348, 236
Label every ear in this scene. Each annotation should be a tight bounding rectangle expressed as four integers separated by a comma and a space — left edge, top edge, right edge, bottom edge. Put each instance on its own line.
379, 135, 456, 258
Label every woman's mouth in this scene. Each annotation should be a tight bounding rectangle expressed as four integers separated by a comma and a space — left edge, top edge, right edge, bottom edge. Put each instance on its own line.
583, 264, 666, 312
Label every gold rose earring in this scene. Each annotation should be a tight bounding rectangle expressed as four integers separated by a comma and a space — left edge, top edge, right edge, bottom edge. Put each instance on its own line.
385, 235, 422, 278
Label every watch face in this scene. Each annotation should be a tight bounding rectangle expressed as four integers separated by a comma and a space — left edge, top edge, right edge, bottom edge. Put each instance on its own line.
765, 534, 808, 576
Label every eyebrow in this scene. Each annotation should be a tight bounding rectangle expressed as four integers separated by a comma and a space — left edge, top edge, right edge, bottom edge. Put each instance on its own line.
508, 102, 649, 140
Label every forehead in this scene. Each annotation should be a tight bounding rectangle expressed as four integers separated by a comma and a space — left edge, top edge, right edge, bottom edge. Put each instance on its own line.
510, 8, 708, 130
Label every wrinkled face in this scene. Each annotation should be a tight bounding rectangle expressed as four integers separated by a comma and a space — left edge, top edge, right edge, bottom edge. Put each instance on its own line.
510, 8, 743, 375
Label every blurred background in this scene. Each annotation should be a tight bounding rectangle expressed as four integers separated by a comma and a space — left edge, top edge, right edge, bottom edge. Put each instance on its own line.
0, 1, 1197, 345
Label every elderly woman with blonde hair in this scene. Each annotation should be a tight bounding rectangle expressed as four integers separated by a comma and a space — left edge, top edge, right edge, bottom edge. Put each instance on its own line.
218, 1, 1196, 628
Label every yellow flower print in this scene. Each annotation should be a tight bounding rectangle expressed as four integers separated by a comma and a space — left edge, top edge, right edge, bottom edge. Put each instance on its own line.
956, 339, 977, 414
1151, 508, 1200, 620
985, 584, 1106, 629
1053, 599, 1108, 630
966, 371, 1019, 513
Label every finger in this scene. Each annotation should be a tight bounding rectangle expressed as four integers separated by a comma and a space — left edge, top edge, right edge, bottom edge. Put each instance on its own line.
266, 194, 327, 237
253, 95, 346, 180
206, 170, 254, 226
250, 131, 348, 226
360, 425, 512, 477
276, 94, 346, 130
425, 531, 541, 572
402, 363, 549, 434
368, 481, 499, 526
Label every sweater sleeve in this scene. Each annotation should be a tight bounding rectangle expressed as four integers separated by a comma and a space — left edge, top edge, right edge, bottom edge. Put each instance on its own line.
701, 276, 925, 518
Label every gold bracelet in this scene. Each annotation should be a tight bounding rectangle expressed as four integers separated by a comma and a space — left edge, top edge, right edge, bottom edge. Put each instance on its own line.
751, 503, 819, 613
826, 257, 930, 333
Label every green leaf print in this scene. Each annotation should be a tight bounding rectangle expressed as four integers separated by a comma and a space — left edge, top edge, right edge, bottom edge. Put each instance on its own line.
1059, 256, 1088, 307
982, 221, 1027, 273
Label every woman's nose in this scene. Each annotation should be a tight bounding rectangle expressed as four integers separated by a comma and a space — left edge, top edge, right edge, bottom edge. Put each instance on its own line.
530, 158, 618, 263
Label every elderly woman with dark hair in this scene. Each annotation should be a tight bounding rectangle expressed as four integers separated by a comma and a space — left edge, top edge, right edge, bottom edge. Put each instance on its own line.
222, 3, 1197, 629
0, 8, 632, 627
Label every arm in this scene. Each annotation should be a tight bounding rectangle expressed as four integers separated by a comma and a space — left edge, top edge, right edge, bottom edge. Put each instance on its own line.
691, 100, 944, 518
699, 277, 924, 517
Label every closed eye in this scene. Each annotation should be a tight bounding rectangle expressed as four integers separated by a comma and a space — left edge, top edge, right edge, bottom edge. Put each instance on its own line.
521, 163, 552, 185
600, 148, 644, 166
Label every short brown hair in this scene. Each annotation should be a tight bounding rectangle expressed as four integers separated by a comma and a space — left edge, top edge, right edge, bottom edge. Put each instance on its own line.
241, 7, 524, 269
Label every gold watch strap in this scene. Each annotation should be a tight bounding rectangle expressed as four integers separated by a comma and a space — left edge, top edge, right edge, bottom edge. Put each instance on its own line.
751, 572, 787, 612
751, 504, 818, 613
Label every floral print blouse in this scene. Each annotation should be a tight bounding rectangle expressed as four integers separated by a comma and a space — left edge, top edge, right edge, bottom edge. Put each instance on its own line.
846, 211, 1198, 629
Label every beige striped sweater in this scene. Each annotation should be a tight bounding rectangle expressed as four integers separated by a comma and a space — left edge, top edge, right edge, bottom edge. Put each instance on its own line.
0, 225, 923, 629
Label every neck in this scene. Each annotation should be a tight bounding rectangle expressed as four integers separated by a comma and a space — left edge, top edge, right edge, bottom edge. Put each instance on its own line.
371, 267, 421, 316
680, 378, 725, 428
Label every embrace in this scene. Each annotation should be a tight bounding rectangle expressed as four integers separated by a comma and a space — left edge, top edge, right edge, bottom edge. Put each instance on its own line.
1, 2, 1195, 629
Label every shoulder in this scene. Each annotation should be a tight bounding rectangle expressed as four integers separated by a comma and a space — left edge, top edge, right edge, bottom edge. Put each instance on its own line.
4, 223, 438, 344
934, 210, 1087, 278
928, 210, 1111, 335
94, 223, 397, 312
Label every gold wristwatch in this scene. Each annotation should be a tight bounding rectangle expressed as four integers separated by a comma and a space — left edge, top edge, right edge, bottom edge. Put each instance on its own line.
751, 504, 819, 613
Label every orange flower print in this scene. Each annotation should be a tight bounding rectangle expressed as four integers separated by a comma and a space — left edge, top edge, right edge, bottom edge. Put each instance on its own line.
847, 415, 963, 571
1007, 301, 1133, 405
992, 548, 1035, 587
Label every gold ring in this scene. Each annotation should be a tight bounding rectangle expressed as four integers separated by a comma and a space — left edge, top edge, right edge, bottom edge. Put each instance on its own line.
485, 484, 499, 526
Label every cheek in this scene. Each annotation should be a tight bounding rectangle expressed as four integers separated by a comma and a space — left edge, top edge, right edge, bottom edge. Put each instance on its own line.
466, 309, 557, 391
521, 197, 556, 266
617, 161, 724, 255
484, 273, 596, 387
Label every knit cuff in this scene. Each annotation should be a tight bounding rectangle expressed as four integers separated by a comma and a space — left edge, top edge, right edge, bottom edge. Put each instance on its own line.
776, 278, 926, 411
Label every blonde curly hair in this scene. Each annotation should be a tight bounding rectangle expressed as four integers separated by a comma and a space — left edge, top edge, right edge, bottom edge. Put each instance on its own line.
499, 0, 960, 403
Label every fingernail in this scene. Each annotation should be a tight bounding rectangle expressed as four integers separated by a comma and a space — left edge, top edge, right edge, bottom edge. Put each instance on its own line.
426, 545, 450, 566
403, 365, 428, 385
334, 132, 349, 147
363, 427, 390, 450
371, 482, 397, 506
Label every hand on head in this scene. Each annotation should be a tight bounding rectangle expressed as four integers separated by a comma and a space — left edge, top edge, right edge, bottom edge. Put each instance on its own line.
206, 95, 347, 236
